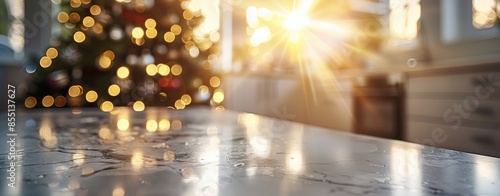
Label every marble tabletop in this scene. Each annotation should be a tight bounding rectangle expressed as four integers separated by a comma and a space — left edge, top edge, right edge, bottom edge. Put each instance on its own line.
1, 107, 499, 196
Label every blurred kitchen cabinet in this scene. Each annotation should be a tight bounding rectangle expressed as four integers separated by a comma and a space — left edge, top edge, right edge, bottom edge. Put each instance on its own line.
222, 74, 354, 132
307, 77, 353, 131
405, 65, 500, 157
262, 76, 308, 123
223, 74, 307, 122
223, 75, 266, 114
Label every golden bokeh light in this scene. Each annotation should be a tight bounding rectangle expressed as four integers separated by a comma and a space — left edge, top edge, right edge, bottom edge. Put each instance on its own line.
92, 23, 104, 34
146, 120, 158, 132
98, 55, 112, 69
164, 32, 175, 43
209, 76, 221, 87
70, 0, 81, 8
131, 27, 144, 39
171, 120, 182, 130
68, 85, 84, 97
133, 101, 145, 112
82, 16, 95, 28
117, 66, 130, 79
145, 28, 157, 39
157, 64, 170, 76
46, 48, 58, 59
100, 101, 114, 112
74, 31, 86, 43
145, 18, 157, 29
117, 118, 130, 131
25, 97, 37, 108
146, 64, 157, 76
40, 56, 52, 68
85, 90, 98, 102
175, 100, 186, 109
90, 5, 101, 16
54, 96, 67, 107
181, 94, 192, 105
57, 12, 69, 23
171, 64, 182, 76
158, 119, 170, 131
112, 187, 125, 196
69, 12, 80, 23
108, 84, 121, 96
213, 90, 224, 103
103, 50, 115, 60
202, 60, 212, 70
183, 10, 194, 20
199, 85, 209, 95
42, 96, 55, 107
171, 24, 182, 35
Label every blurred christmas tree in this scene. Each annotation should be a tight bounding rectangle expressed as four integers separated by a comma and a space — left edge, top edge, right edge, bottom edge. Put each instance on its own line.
23, 0, 223, 111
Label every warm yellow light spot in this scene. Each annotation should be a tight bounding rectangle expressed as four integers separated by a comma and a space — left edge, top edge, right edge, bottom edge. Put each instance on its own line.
145, 28, 157, 39
58, 12, 69, 23
112, 187, 125, 196
81, 0, 91, 5
213, 90, 224, 103
98, 55, 112, 69
199, 85, 209, 95
90, 5, 101, 16
25, 97, 37, 108
145, 18, 156, 29
100, 101, 114, 112
68, 85, 84, 97
117, 118, 130, 131
171, 64, 182, 76
85, 90, 98, 102
46, 48, 58, 59
171, 24, 182, 35
103, 50, 115, 60
133, 101, 145, 112
146, 120, 158, 132
54, 96, 66, 107
209, 76, 221, 87
188, 46, 199, 58
74, 31, 86, 43
158, 119, 170, 131
164, 32, 175, 43
73, 153, 85, 166
70, 0, 81, 8
99, 127, 114, 140
132, 37, 145, 46
202, 60, 212, 70
82, 16, 95, 27
183, 10, 194, 20
117, 67, 130, 79
42, 96, 54, 107
131, 27, 144, 39
108, 84, 121, 96
175, 100, 186, 109
157, 64, 170, 76
40, 56, 52, 68
172, 120, 182, 129
181, 94, 192, 105
69, 12, 80, 23
146, 64, 157, 76
92, 23, 104, 34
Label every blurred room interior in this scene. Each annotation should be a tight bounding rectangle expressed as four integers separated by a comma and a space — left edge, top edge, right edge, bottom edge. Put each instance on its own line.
1, 0, 500, 195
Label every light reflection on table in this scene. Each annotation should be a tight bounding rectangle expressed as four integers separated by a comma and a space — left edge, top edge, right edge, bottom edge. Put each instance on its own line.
0, 107, 499, 196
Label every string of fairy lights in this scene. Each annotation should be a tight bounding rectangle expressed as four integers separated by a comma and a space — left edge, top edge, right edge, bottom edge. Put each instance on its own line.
23, 0, 224, 112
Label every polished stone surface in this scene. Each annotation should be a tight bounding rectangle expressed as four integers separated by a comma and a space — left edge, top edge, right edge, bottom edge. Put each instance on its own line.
1, 107, 499, 196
